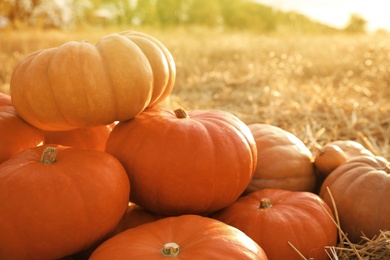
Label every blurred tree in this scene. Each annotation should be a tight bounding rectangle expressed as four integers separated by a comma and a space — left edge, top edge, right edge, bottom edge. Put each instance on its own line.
133, 0, 157, 25
344, 13, 367, 33
0, 0, 37, 28
186, 0, 220, 26
31, 0, 74, 28
156, 0, 184, 26
219, 0, 276, 31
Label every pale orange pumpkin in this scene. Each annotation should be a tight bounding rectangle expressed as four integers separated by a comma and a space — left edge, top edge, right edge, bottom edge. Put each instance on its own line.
320, 155, 390, 243
244, 123, 316, 194
314, 144, 348, 178
10, 30, 175, 131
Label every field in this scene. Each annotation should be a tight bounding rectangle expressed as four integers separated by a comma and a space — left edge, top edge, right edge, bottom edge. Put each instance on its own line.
1, 26, 389, 160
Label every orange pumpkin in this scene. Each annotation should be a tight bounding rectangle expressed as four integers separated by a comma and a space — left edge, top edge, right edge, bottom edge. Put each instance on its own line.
90, 214, 268, 260
213, 189, 337, 260
10, 30, 175, 131
320, 155, 390, 243
106, 107, 257, 216
244, 123, 316, 194
111, 202, 165, 236
0, 145, 130, 259
0, 92, 44, 163
43, 123, 115, 151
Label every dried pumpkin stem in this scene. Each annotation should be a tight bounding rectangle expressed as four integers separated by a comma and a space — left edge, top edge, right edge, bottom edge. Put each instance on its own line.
174, 108, 189, 119
40, 146, 58, 164
259, 198, 272, 209
161, 242, 180, 257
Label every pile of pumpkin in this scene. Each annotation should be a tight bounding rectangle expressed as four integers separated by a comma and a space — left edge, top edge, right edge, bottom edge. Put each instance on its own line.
0, 30, 388, 260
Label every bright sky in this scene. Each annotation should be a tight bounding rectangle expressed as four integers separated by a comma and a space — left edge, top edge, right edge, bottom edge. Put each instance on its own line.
256, 0, 390, 32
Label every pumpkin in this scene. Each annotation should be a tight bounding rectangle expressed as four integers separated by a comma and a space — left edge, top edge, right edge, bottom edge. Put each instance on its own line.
43, 123, 115, 151
111, 202, 165, 236
0, 145, 130, 259
0, 92, 44, 163
105, 107, 257, 216
213, 189, 337, 260
314, 144, 348, 178
244, 123, 316, 194
118, 30, 176, 107
319, 155, 390, 243
10, 30, 175, 131
327, 140, 374, 158
89, 214, 268, 260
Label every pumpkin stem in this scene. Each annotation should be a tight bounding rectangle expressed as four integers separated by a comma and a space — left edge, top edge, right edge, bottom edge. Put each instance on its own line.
174, 108, 189, 119
40, 146, 58, 164
161, 242, 180, 257
259, 198, 272, 209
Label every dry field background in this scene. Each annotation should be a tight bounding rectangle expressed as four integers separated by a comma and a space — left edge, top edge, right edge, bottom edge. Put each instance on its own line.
1, 27, 389, 159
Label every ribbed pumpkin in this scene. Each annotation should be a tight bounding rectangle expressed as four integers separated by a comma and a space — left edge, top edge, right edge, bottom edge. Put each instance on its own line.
0, 92, 44, 163
0, 145, 130, 260
106, 107, 257, 216
327, 140, 374, 158
314, 144, 348, 178
320, 155, 390, 243
213, 189, 337, 260
244, 123, 316, 194
90, 215, 268, 260
314, 140, 374, 179
10, 30, 175, 131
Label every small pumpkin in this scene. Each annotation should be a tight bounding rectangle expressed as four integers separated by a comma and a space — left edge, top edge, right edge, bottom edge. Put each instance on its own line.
43, 123, 115, 151
111, 202, 165, 236
0, 92, 44, 163
10, 30, 175, 131
106, 107, 257, 216
90, 214, 268, 260
314, 144, 348, 178
244, 123, 316, 194
0, 145, 130, 259
213, 189, 337, 260
327, 140, 374, 158
319, 155, 390, 243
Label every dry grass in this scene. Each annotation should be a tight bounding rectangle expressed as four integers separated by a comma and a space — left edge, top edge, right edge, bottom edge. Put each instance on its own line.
1, 26, 389, 159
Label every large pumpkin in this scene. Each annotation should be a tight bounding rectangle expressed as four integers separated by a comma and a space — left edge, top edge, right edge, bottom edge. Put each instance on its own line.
0, 145, 130, 259
43, 123, 115, 151
319, 155, 390, 243
10, 30, 175, 131
0, 92, 44, 163
90, 214, 268, 260
244, 123, 316, 194
106, 107, 257, 216
213, 189, 337, 260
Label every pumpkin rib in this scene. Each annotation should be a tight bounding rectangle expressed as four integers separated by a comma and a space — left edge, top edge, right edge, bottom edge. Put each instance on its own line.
119, 30, 176, 106
94, 35, 153, 122
125, 35, 169, 107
